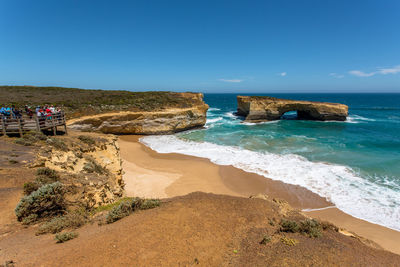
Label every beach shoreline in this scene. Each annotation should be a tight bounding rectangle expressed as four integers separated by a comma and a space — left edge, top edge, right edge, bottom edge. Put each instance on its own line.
119, 135, 400, 255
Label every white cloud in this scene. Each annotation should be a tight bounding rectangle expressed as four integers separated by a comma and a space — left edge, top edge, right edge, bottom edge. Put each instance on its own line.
218, 79, 243, 83
348, 70, 376, 77
377, 65, 400, 75
349, 65, 400, 77
329, 73, 344, 78
278, 72, 287, 77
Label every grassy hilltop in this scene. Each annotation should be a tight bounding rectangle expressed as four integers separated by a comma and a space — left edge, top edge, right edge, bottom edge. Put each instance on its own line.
0, 86, 202, 119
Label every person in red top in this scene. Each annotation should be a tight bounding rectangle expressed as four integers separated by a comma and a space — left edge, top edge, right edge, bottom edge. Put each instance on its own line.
45, 107, 52, 120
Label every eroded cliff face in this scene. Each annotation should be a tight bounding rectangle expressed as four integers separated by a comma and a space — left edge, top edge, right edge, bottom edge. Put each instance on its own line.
68, 93, 209, 134
34, 134, 124, 208
237, 96, 348, 122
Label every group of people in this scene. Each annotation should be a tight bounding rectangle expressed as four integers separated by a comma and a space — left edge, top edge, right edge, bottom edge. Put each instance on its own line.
0, 104, 62, 120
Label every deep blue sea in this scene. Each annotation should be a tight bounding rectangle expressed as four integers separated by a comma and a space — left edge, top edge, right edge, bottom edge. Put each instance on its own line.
141, 93, 400, 231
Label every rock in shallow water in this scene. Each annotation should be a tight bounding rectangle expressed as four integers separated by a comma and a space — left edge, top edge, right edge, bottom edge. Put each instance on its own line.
237, 95, 348, 122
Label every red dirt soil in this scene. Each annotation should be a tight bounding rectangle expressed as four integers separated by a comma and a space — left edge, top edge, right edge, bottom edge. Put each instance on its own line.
1, 192, 399, 267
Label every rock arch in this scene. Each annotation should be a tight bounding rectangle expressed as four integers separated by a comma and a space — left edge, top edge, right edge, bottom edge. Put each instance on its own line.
237, 96, 348, 122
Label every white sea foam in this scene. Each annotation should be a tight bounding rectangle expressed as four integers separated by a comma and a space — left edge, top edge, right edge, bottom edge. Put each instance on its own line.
208, 107, 221, 111
242, 120, 280, 126
344, 115, 376, 123
206, 117, 223, 124
140, 135, 400, 231
223, 111, 238, 118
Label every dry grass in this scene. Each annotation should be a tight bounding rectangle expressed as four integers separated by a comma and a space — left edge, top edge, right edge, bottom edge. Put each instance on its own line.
0, 86, 202, 119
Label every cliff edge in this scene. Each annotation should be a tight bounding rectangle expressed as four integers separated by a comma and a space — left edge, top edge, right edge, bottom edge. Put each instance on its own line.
68, 93, 209, 134
237, 95, 348, 122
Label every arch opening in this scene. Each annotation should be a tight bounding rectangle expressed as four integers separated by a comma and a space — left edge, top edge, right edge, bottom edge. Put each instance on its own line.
280, 110, 298, 120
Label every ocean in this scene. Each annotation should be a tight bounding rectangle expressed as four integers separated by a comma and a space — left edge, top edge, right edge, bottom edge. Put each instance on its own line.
141, 93, 400, 231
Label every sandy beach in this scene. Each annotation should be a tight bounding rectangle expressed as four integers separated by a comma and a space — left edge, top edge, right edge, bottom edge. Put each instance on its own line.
120, 135, 400, 255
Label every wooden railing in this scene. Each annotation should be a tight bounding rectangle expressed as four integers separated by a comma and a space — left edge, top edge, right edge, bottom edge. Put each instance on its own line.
0, 112, 67, 136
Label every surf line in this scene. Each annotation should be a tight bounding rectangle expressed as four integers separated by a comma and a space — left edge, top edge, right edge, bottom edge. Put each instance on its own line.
302, 206, 336, 212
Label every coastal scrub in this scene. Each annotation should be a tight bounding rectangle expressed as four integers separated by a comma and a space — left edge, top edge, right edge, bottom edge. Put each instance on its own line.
55, 232, 78, 243
15, 182, 66, 222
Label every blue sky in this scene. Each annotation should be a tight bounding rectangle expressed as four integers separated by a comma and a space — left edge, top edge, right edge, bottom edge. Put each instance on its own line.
1, 0, 400, 93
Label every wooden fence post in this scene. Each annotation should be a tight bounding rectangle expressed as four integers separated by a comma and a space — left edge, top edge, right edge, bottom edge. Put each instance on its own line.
62, 112, 68, 135
35, 116, 40, 131
51, 116, 57, 135
1, 116, 6, 136
17, 118, 23, 137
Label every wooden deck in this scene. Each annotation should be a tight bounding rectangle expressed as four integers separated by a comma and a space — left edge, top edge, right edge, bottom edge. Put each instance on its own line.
0, 112, 67, 136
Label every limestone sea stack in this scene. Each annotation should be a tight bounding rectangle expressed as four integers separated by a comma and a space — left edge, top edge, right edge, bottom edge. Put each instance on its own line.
237, 95, 348, 122
68, 93, 209, 134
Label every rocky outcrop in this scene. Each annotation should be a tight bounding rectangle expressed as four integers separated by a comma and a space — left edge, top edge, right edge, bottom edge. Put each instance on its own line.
34, 134, 124, 208
237, 96, 348, 122
68, 93, 209, 134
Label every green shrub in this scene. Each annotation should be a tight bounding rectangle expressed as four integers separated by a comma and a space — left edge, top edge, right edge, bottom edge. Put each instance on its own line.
78, 135, 96, 145
15, 182, 65, 222
321, 221, 339, 232
22, 168, 59, 196
55, 232, 78, 243
104, 197, 160, 224
23, 181, 39, 195
280, 218, 323, 238
36, 167, 59, 180
299, 219, 322, 238
106, 200, 133, 224
46, 138, 68, 151
37, 212, 87, 235
140, 199, 160, 210
21, 214, 38, 225
280, 219, 299, 233
83, 158, 107, 174
15, 131, 47, 146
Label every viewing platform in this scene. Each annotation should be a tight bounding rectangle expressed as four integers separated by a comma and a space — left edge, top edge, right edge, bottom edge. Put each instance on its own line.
0, 112, 67, 136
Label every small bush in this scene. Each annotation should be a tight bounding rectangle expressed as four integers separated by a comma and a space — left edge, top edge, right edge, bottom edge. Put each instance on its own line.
139, 199, 160, 210
15, 182, 65, 222
23, 182, 39, 195
55, 232, 78, 243
83, 158, 107, 174
21, 214, 38, 225
8, 159, 18, 164
36, 167, 59, 180
299, 219, 322, 238
37, 212, 87, 235
104, 197, 159, 224
78, 135, 96, 145
280, 218, 323, 238
260, 235, 271, 245
22, 168, 59, 196
280, 219, 299, 233
106, 200, 133, 224
321, 221, 339, 232
15, 131, 47, 146
46, 138, 68, 151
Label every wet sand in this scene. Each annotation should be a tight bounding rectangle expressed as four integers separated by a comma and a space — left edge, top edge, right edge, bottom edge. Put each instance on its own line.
119, 135, 400, 255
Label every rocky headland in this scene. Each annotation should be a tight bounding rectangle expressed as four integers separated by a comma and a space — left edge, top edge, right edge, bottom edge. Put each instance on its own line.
237, 95, 349, 122
67, 104, 208, 134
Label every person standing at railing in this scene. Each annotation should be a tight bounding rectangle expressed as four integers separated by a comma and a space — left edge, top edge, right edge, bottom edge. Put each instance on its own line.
25, 105, 33, 119
37, 108, 46, 127
45, 107, 52, 120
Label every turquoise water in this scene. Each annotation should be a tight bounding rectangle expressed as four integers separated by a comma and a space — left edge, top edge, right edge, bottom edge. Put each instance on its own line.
141, 93, 400, 231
